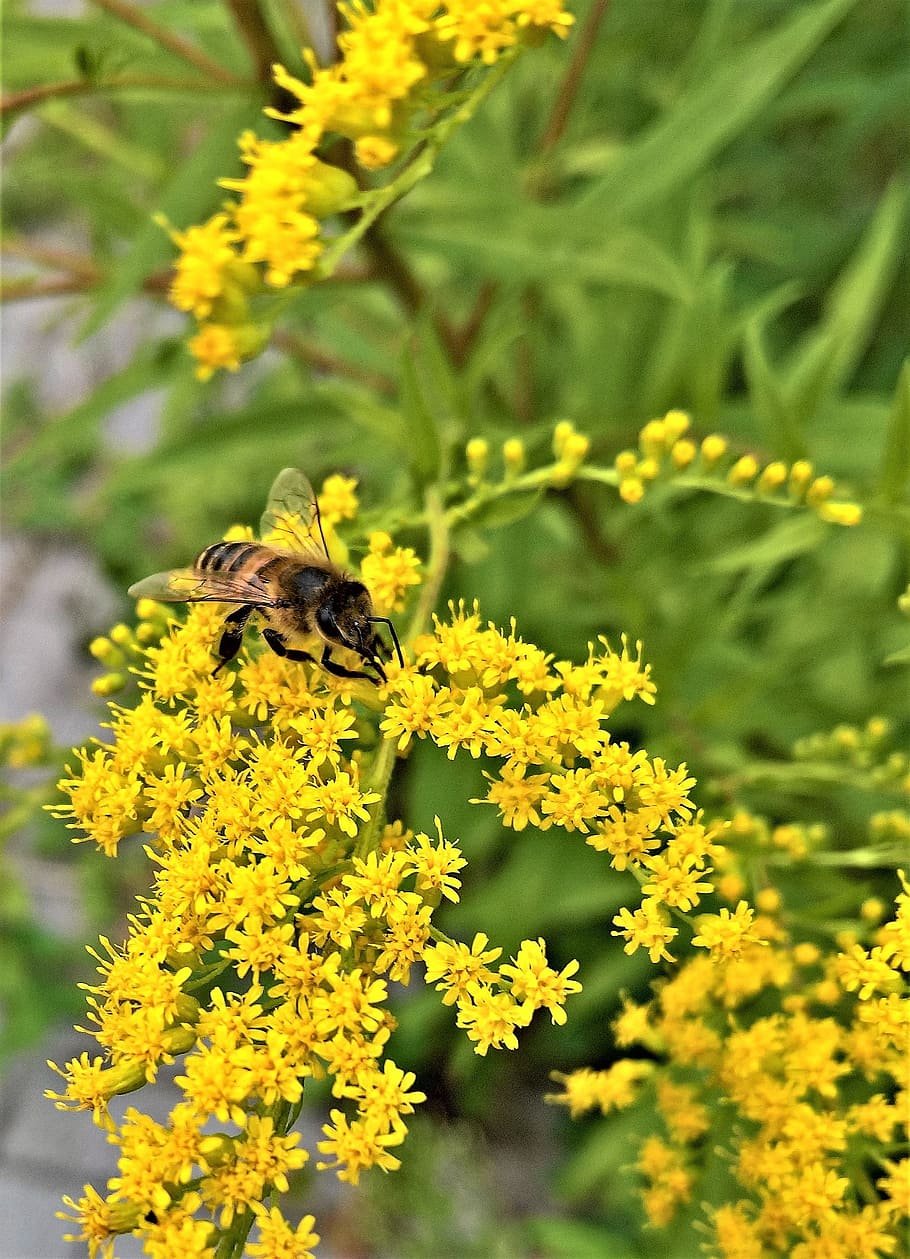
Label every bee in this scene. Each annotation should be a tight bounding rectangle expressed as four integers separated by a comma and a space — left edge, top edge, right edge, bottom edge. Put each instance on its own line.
128, 468, 403, 685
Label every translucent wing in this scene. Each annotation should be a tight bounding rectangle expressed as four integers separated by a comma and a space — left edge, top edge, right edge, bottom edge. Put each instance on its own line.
128, 567, 277, 605
259, 467, 329, 559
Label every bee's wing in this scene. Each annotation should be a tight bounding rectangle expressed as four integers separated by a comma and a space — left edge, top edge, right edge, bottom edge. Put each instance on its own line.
128, 567, 277, 605
259, 467, 329, 559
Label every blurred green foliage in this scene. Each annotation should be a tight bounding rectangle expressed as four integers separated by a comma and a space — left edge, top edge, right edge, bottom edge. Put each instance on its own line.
2, 0, 908, 1252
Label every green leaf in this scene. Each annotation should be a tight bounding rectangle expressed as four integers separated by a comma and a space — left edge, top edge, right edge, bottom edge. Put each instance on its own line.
530, 1217, 639, 1259
785, 178, 909, 424
743, 317, 807, 461
80, 101, 259, 338
459, 488, 544, 531
580, 0, 860, 219
877, 359, 910, 506
399, 342, 443, 487
401, 214, 693, 301
704, 513, 827, 575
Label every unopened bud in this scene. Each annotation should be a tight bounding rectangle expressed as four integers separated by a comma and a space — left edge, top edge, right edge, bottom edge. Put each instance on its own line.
728, 455, 759, 486
502, 437, 526, 475
671, 439, 696, 469
700, 434, 728, 467
758, 461, 788, 493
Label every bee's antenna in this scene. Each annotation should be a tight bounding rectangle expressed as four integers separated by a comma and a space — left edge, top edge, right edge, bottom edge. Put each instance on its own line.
368, 617, 404, 669
311, 490, 331, 560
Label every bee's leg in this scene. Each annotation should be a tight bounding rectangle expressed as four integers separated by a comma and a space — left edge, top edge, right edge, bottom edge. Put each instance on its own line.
213, 606, 253, 675
262, 627, 318, 666
319, 645, 382, 685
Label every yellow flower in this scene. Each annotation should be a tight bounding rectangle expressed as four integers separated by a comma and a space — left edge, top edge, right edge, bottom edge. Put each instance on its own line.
187, 323, 243, 380
361, 531, 422, 612
248, 1205, 319, 1259
422, 933, 502, 1005
691, 902, 764, 961
316, 1109, 405, 1184
546, 1061, 653, 1117
167, 212, 239, 319
455, 984, 529, 1055
500, 937, 582, 1025
612, 900, 678, 963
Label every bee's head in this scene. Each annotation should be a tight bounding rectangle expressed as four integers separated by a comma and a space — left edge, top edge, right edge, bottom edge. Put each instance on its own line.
316, 580, 388, 680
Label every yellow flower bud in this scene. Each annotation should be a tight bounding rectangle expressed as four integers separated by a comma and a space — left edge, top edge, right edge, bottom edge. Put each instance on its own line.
563, 432, 589, 464
638, 419, 666, 458
552, 420, 575, 459
136, 598, 164, 621
758, 461, 788, 493
663, 409, 690, 441
755, 887, 781, 913
619, 478, 645, 504
502, 437, 526, 475
789, 459, 814, 493
91, 673, 127, 697
793, 941, 821, 966
806, 475, 835, 505
816, 501, 863, 527
355, 135, 399, 170
109, 624, 133, 647
637, 457, 660, 482
89, 637, 115, 663
466, 437, 490, 479
615, 450, 638, 475
861, 898, 886, 924
866, 717, 889, 741
670, 439, 696, 469
700, 434, 728, 467
728, 455, 759, 487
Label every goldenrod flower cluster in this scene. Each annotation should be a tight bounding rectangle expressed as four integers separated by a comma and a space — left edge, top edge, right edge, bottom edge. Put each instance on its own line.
0, 712, 53, 769
613, 409, 863, 525
46, 474, 608, 1257
549, 809, 909, 1255
795, 716, 910, 793
168, 0, 573, 379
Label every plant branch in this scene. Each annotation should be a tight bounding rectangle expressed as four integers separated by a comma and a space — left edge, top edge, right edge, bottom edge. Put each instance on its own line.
408, 484, 451, 643
222, 0, 284, 83
539, 0, 610, 154
272, 329, 396, 394
449, 279, 498, 369
1, 75, 246, 119
90, 0, 243, 84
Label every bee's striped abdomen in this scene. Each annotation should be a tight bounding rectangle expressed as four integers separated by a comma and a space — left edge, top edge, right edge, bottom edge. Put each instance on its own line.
197, 541, 259, 573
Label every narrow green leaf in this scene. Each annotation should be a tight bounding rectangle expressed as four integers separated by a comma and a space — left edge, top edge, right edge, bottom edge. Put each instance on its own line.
460, 489, 544, 531
704, 513, 827, 574
80, 101, 259, 338
785, 178, 909, 424
399, 344, 442, 487
530, 1217, 638, 1259
400, 216, 693, 301
878, 359, 910, 505
743, 318, 807, 461
412, 313, 462, 438
580, 0, 859, 219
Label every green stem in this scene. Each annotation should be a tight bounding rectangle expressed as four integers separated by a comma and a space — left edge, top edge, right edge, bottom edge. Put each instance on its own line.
90, 0, 243, 84
354, 735, 399, 860
408, 484, 450, 643
1, 75, 248, 119
215, 1207, 255, 1259
315, 54, 517, 281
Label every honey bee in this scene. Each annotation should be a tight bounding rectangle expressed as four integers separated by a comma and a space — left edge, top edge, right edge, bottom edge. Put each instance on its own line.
128, 468, 403, 684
